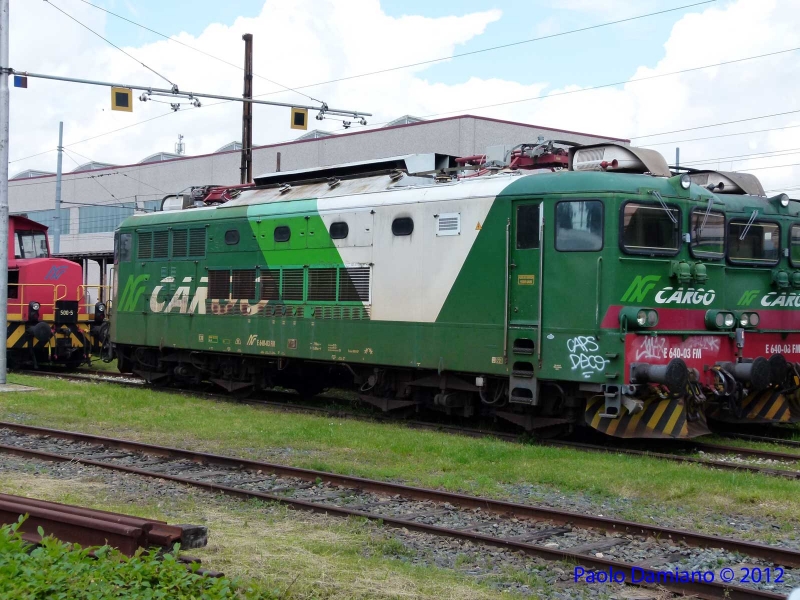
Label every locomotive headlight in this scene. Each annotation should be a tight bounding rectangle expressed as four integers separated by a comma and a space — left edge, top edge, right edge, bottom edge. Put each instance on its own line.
94, 302, 106, 323
736, 312, 760, 329
620, 307, 658, 330
706, 310, 736, 330
29, 301, 40, 312
680, 173, 691, 190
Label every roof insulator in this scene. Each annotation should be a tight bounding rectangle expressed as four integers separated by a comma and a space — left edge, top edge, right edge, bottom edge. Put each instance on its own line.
278, 183, 291, 194
327, 177, 341, 189
389, 169, 404, 181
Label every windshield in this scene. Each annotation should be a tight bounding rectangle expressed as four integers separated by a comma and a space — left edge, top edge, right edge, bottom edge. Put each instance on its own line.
16, 231, 49, 258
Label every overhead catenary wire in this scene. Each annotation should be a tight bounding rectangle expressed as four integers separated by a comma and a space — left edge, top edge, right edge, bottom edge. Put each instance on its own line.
211, 0, 719, 98
64, 147, 170, 194
640, 123, 800, 148
9, 35, 796, 171
74, 0, 322, 103
680, 146, 800, 166
43, 0, 176, 88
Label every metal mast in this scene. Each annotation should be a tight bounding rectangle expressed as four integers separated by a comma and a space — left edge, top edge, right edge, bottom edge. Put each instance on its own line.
0, 0, 9, 384
240, 34, 253, 184
53, 121, 63, 254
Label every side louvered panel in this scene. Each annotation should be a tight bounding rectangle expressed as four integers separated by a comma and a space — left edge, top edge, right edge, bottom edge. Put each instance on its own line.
232, 269, 256, 299
189, 228, 206, 256
208, 270, 230, 299
153, 231, 169, 259
308, 268, 337, 301
172, 230, 188, 258
282, 269, 304, 301
137, 232, 152, 259
260, 270, 280, 300
339, 267, 370, 302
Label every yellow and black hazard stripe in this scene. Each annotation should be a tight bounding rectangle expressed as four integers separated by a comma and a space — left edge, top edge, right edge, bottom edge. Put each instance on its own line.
585, 396, 710, 439
6, 321, 91, 351
708, 388, 796, 424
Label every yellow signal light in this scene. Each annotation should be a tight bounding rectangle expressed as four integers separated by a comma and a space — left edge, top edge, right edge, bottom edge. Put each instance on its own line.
290, 107, 308, 130
111, 87, 133, 112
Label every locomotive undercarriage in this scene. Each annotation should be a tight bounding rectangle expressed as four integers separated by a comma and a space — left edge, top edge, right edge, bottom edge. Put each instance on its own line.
118, 345, 800, 439
119, 344, 583, 436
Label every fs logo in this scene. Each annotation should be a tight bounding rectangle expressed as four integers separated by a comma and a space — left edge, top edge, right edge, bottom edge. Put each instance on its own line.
737, 290, 760, 307
118, 274, 151, 312
43, 266, 68, 281
247, 334, 258, 346
621, 275, 661, 303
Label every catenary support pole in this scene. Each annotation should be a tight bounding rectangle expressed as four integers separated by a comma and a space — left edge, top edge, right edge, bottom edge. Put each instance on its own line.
0, 0, 10, 384
240, 34, 253, 185
53, 121, 63, 254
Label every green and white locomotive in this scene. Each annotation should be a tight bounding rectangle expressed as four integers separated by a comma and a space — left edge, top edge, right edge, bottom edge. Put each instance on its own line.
110, 141, 800, 439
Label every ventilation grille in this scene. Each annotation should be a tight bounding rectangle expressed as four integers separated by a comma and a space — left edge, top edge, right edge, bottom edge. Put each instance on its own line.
313, 306, 370, 320
208, 270, 230, 299
232, 269, 256, 299
437, 213, 461, 236
339, 267, 370, 302
260, 270, 280, 301
172, 230, 188, 258
282, 269, 304, 301
189, 228, 206, 256
153, 231, 169, 259
137, 232, 152, 259
264, 305, 306, 318
307, 268, 337, 301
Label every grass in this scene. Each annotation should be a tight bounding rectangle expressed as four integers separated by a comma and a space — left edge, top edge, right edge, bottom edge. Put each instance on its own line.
3, 374, 800, 529
0, 469, 535, 599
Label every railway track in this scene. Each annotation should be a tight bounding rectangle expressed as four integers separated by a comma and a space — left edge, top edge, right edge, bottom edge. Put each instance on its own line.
21, 369, 800, 480
0, 421, 795, 599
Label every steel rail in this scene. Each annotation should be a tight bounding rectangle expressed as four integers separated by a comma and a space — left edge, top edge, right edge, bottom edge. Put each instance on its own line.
0, 442, 787, 599
18, 370, 800, 479
543, 439, 800, 479
0, 420, 798, 572
719, 432, 800, 449
0, 428, 788, 599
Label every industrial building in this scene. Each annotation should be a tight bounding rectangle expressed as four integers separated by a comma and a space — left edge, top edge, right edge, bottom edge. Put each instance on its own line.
9, 114, 627, 288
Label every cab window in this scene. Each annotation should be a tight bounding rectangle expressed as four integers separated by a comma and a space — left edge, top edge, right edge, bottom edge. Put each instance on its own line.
690, 208, 725, 259
16, 231, 49, 258
729, 220, 780, 265
555, 200, 603, 251
516, 204, 539, 249
114, 232, 132, 263
621, 202, 680, 255
791, 225, 800, 268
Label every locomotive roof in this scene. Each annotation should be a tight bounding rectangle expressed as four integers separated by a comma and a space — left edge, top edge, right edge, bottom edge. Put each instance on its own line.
120, 169, 796, 229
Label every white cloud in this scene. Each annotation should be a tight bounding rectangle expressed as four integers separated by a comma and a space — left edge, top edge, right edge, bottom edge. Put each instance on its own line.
7, 0, 800, 194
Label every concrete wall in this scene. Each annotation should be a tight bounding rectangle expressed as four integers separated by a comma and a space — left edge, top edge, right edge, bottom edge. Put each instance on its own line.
9, 115, 628, 254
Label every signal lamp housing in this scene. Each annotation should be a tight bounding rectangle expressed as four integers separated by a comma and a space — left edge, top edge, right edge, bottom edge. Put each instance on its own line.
705, 309, 736, 330
619, 307, 658, 330
736, 311, 759, 329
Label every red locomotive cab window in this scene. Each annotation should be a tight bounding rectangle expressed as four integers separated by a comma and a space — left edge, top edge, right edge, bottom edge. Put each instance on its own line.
16, 231, 49, 258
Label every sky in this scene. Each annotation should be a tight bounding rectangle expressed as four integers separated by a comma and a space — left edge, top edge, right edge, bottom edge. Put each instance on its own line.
7, 0, 800, 195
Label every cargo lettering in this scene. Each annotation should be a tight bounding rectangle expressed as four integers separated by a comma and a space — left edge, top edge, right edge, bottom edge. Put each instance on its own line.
148, 277, 207, 315
760, 293, 800, 308
654, 287, 715, 306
